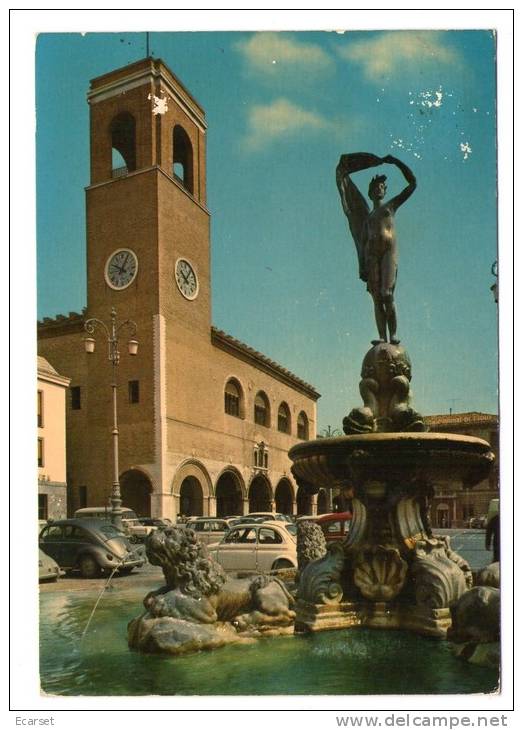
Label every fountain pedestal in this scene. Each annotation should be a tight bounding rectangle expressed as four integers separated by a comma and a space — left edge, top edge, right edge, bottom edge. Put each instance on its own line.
290, 358, 495, 637
294, 600, 453, 637
290, 341, 495, 637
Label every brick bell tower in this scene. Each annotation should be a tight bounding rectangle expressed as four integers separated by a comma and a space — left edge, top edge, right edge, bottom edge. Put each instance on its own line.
83, 57, 210, 516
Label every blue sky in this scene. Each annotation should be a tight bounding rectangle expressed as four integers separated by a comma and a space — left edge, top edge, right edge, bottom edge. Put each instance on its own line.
36, 30, 498, 430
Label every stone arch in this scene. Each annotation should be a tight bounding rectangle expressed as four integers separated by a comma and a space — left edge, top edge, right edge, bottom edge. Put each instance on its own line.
317, 488, 329, 515
110, 112, 136, 174
120, 468, 153, 517
297, 484, 313, 516
179, 477, 203, 518
248, 473, 273, 513
275, 478, 295, 515
215, 468, 246, 518
171, 460, 212, 517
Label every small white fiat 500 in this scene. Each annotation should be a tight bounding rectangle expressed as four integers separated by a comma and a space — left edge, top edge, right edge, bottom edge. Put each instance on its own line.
207, 520, 297, 573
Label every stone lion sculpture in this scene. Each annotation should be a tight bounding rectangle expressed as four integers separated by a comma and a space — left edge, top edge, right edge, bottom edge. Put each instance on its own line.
128, 526, 295, 655
446, 585, 500, 669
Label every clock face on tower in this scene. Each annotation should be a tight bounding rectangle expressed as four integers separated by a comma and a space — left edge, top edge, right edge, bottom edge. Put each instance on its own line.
105, 248, 138, 290
175, 258, 199, 300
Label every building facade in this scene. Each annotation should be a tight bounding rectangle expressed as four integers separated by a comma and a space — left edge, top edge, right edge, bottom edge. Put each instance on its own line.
38, 58, 320, 521
425, 412, 499, 528
37, 356, 71, 520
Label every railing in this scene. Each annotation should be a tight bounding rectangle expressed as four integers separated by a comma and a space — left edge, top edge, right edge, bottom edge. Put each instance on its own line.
111, 165, 128, 179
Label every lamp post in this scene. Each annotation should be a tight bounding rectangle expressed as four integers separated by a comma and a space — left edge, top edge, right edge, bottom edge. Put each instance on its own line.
83, 307, 138, 531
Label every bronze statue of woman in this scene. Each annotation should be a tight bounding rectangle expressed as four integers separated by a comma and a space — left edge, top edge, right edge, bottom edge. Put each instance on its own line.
336, 153, 416, 344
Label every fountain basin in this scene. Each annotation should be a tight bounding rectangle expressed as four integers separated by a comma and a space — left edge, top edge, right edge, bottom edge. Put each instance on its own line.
39, 579, 498, 695
289, 432, 495, 493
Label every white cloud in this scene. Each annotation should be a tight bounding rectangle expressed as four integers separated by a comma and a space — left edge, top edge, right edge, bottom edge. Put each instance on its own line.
338, 31, 460, 82
241, 98, 339, 152
236, 32, 333, 78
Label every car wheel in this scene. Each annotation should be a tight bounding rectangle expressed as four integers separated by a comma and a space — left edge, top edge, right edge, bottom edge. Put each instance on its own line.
272, 559, 294, 570
119, 566, 134, 575
79, 555, 101, 579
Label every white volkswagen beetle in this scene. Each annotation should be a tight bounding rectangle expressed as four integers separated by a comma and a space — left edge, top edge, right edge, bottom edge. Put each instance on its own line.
207, 520, 297, 573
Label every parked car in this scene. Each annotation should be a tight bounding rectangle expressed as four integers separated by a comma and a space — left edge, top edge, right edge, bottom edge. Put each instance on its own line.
39, 518, 146, 578
39, 548, 64, 582
224, 516, 244, 528
246, 512, 293, 523
229, 515, 266, 526
139, 517, 171, 530
297, 511, 352, 543
74, 506, 155, 543
315, 512, 353, 542
208, 520, 297, 573
468, 515, 487, 529
185, 518, 231, 545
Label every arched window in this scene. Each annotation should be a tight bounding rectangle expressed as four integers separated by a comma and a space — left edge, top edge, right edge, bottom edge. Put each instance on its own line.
224, 379, 242, 418
173, 125, 194, 193
277, 402, 291, 434
254, 391, 270, 427
297, 411, 309, 440
110, 112, 136, 177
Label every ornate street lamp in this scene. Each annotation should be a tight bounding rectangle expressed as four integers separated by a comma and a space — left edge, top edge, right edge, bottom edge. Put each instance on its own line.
83, 307, 138, 530
490, 260, 498, 303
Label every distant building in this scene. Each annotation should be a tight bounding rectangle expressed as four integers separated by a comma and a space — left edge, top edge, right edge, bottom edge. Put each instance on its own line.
37, 357, 71, 520
425, 412, 499, 528
38, 58, 320, 520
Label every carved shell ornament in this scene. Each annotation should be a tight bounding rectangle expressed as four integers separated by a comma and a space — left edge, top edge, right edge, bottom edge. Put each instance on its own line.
353, 546, 408, 601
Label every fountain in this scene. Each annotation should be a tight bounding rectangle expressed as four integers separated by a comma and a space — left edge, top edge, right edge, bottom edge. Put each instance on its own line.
124, 151, 497, 669
289, 152, 496, 640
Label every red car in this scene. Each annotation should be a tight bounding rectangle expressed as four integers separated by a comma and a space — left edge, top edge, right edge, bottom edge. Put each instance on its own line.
314, 512, 353, 543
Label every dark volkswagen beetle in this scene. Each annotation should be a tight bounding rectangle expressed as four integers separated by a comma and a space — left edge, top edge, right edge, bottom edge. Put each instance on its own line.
39, 518, 145, 578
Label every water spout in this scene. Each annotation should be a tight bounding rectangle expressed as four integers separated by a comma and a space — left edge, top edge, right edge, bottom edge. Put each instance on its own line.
80, 546, 145, 642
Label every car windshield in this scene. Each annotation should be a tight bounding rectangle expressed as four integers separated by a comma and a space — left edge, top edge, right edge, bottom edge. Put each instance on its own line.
285, 524, 297, 538
99, 524, 125, 541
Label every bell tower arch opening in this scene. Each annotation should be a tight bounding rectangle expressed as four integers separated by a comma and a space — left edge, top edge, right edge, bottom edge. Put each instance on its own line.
173, 124, 194, 193
110, 112, 136, 176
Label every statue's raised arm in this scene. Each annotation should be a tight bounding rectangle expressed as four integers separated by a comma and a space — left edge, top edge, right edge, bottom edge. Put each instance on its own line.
381, 154, 416, 211
336, 153, 382, 282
